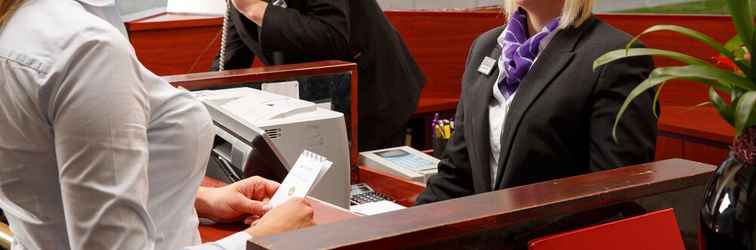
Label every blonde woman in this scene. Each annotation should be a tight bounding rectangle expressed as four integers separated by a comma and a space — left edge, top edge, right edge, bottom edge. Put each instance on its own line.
417, 0, 657, 215
0, 0, 314, 249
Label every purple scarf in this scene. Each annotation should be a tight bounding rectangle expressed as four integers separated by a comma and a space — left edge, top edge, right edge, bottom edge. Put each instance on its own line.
499, 8, 560, 96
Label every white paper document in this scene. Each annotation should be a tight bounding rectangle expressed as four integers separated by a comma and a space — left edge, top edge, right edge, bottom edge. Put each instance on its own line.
350, 200, 406, 216
269, 151, 333, 207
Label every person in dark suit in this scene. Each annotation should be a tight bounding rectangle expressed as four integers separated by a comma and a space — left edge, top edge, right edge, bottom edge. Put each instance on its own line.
215, 0, 426, 151
417, 0, 657, 203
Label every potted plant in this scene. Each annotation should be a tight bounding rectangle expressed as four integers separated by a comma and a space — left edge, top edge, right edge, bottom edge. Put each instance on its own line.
593, 1, 755, 249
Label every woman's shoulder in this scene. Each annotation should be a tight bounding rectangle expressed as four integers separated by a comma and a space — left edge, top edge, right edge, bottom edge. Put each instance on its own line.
578, 17, 641, 51
3, 0, 128, 56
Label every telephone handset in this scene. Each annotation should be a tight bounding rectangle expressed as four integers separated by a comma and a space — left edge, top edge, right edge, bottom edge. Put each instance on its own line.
218, 0, 289, 71
218, 0, 232, 71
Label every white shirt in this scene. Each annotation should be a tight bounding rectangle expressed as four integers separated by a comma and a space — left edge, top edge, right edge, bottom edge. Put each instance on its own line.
0, 0, 248, 249
488, 30, 556, 189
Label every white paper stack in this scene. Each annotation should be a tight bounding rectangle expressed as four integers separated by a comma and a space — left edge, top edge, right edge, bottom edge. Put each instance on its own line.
269, 151, 333, 207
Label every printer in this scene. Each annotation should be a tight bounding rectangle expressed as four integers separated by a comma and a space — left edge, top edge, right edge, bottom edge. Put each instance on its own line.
194, 87, 351, 208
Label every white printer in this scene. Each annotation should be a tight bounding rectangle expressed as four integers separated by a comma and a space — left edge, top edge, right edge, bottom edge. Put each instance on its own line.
194, 87, 351, 208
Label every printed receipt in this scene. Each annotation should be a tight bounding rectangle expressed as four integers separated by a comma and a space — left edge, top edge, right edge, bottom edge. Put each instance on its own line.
269, 151, 332, 207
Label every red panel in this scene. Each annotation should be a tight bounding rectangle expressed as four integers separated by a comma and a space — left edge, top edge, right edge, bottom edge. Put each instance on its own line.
384, 10, 505, 102
659, 106, 734, 144
528, 209, 684, 250
655, 136, 683, 161
683, 141, 730, 166
129, 26, 222, 76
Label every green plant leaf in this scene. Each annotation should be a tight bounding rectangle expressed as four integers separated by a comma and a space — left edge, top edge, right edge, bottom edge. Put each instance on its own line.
594, 48, 710, 71
725, 35, 744, 52
652, 82, 665, 118
735, 91, 756, 135
613, 65, 753, 142
709, 86, 736, 126
626, 25, 751, 77
655, 65, 755, 90
726, 0, 754, 54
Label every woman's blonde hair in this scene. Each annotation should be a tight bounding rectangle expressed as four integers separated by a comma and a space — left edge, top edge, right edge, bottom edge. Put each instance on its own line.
0, 0, 25, 28
503, 0, 594, 30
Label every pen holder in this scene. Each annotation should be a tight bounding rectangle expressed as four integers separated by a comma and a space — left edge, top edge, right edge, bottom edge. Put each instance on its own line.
432, 136, 448, 158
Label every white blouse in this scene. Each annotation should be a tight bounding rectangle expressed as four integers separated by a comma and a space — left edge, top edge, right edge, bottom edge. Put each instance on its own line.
0, 0, 247, 249
488, 30, 556, 189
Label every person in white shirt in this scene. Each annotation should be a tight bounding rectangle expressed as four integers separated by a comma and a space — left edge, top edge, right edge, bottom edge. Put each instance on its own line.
0, 0, 314, 249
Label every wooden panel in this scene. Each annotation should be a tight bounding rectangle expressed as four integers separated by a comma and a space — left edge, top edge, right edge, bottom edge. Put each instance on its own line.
658, 106, 734, 144
125, 13, 222, 31
129, 26, 222, 75
125, 12, 223, 76
656, 106, 732, 164
164, 60, 356, 89
683, 142, 729, 166
384, 10, 505, 101
358, 166, 426, 207
655, 136, 683, 161
248, 159, 715, 249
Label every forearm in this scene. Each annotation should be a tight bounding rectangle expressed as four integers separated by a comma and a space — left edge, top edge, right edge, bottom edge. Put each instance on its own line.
195, 186, 215, 219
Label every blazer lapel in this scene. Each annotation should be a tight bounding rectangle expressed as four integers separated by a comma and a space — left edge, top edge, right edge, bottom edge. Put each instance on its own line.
468, 46, 501, 192
493, 21, 593, 189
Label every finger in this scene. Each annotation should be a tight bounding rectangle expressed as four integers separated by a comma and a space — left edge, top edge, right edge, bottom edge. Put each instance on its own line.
255, 177, 280, 199
233, 197, 270, 216
237, 177, 280, 200
244, 215, 257, 225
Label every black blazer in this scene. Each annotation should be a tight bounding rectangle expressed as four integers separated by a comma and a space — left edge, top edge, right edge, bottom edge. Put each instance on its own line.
417, 17, 657, 204
213, 0, 426, 151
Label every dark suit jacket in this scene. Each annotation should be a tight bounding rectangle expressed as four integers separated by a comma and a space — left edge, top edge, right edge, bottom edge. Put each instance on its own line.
213, 0, 426, 151
417, 17, 657, 204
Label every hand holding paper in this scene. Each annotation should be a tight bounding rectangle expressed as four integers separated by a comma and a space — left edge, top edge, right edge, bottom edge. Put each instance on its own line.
269, 151, 333, 207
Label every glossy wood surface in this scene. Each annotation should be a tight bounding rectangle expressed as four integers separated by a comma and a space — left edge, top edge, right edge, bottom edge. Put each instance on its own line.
126, 13, 222, 31
247, 159, 715, 249
198, 177, 358, 243
164, 60, 355, 90
163, 60, 360, 167
357, 166, 426, 207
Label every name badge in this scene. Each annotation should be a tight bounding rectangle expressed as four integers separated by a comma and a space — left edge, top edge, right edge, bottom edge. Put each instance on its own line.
478, 57, 497, 75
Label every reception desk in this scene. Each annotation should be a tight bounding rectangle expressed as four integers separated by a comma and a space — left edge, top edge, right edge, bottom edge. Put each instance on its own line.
193, 159, 713, 249
157, 61, 717, 248
244, 159, 712, 249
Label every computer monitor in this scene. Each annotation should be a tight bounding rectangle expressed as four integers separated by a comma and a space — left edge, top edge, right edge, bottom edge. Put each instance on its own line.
205, 102, 289, 183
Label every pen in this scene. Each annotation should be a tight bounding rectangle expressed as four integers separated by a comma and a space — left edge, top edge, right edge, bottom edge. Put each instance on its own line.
443, 124, 452, 139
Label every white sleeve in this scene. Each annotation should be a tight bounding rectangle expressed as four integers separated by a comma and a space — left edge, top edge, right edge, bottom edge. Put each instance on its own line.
184, 232, 253, 250
48, 29, 157, 249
